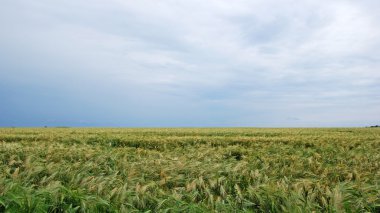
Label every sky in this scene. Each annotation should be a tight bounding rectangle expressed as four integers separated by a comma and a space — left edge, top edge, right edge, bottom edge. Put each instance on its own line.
0, 0, 379, 127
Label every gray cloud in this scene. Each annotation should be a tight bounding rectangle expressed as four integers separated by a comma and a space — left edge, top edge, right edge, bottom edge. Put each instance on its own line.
0, 0, 379, 126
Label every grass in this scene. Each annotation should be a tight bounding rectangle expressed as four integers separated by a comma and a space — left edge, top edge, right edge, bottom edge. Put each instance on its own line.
0, 128, 379, 212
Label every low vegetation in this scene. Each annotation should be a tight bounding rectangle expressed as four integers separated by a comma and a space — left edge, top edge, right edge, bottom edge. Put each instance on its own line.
0, 128, 379, 212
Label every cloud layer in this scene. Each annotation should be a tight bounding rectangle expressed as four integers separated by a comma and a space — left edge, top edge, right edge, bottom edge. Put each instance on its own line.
1, 0, 379, 126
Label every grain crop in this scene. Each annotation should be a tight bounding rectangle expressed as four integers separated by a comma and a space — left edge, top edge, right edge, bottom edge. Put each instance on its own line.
0, 128, 379, 212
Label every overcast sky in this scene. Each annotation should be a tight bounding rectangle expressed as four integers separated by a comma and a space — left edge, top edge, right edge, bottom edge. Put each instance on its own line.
1, 0, 379, 127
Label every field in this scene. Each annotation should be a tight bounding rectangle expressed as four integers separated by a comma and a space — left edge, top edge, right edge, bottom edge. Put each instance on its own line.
0, 128, 379, 212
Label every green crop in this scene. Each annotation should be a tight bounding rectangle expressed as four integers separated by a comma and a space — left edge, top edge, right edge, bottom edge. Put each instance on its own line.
0, 128, 379, 212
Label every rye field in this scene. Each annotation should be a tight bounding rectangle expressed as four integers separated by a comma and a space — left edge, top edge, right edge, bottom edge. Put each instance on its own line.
0, 128, 379, 212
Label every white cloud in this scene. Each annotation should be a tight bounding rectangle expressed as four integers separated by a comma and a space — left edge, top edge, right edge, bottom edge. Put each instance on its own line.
0, 0, 379, 126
